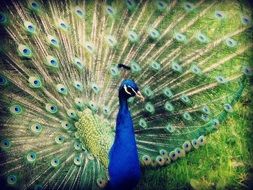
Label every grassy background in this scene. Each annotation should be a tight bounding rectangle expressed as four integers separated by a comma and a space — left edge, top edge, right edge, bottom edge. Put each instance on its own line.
137, 89, 253, 190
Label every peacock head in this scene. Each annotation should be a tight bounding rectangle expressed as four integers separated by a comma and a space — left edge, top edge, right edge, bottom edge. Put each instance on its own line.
119, 79, 145, 101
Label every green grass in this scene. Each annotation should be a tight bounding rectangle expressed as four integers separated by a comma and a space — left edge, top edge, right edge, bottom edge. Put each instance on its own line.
137, 90, 253, 190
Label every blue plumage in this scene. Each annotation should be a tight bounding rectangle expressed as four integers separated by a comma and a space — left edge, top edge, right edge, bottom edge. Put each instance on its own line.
106, 79, 143, 190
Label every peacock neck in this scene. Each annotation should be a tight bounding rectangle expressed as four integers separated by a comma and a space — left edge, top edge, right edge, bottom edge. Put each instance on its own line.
116, 95, 134, 133
119, 96, 129, 113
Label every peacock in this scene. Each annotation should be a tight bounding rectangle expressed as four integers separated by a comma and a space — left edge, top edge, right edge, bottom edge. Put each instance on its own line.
0, 0, 252, 189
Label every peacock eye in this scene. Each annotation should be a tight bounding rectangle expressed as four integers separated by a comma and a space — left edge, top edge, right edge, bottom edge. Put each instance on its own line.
196, 32, 209, 44
215, 75, 227, 84
29, 76, 42, 88
163, 87, 173, 99
31, 2, 38, 8
171, 61, 183, 73
74, 98, 84, 109
143, 86, 154, 98
191, 64, 202, 75
61, 121, 72, 130
24, 21, 36, 34
214, 11, 225, 20
83, 42, 96, 54
180, 94, 191, 104
110, 65, 120, 77
46, 56, 59, 68
126, 0, 137, 10
91, 83, 100, 94
57, 20, 70, 32
145, 102, 155, 114
159, 149, 168, 157
202, 105, 211, 114
56, 84, 68, 95
150, 60, 161, 71
182, 141, 192, 152
197, 135, 206, 146
241, 15, 251, 25
1, 139, 11, 149
51, 157, 60, 167
183, 112, 192, 121
130, 61, 142, 74
31, 123, 42, 134
166, 124, 175, 133
45, 103, 58, 114
55, 135, 65, 144
74, 141, 82, 151
18, 44, 33, 58
211, 118, 220, 128
169, 150, 178, 161
139, 118, 147, 128
0, 12, 7, 25
27, 151, 37, 162
87, 153, 94, 160
47, 35, 60, 48
29, 1, 41, 12
148, 28, 160, 41
88, 101, 98, 112
106, 5, 116, 17
103, 106, 110, 115
73, 81, 83, 92
7, 174, 17, 185
51, 39, 56, 44
224, 103, 233, 112
0, 75, 8, 86
96, 177, 107, 188
155, 155, 165, 166
128, 31, 139, 43
183, 2, 194, 12
73, 58, 85, 71
225, 38, 237, 48
142, 155, 151, 166
191, 139, 199, 149
175, 148, 185, 158
76, 9, 83, 15
74, 7, 85, 19
67, 109, 77, 119
106, 35, 117, 48
242, 66, 252, 76
174, 33, 187, 43
74, 155, 82, 166
156, 1, 167, 12
10, 104, 23, 115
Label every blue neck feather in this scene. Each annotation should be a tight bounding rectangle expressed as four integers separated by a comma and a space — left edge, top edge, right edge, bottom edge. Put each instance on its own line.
106, 92, 141, 190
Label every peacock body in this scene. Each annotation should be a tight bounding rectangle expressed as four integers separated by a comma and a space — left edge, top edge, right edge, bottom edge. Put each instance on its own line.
0, 0, 252, 189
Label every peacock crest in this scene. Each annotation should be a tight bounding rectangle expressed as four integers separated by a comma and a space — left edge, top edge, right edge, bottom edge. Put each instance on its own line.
0, 0, 252, 189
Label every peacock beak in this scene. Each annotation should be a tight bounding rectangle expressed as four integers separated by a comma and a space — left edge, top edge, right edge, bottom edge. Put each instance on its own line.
136, 91, 145, 102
